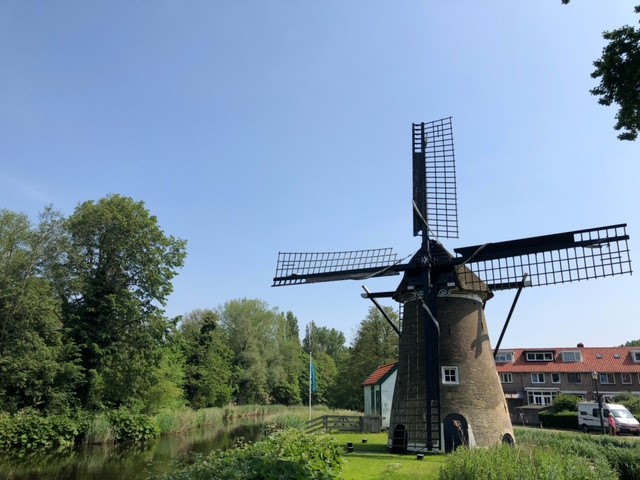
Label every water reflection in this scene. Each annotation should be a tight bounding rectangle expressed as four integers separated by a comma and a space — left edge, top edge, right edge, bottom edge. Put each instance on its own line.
0, 422, 263, 480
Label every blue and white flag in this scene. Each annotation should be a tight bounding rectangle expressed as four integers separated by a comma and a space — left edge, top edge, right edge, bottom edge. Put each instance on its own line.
310, 358, 317, 393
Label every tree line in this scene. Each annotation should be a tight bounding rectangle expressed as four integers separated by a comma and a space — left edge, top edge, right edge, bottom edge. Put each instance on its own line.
0, 195, 398, 416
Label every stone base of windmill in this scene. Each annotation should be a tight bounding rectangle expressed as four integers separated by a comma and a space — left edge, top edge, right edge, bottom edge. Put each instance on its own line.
388, 292, 514, 453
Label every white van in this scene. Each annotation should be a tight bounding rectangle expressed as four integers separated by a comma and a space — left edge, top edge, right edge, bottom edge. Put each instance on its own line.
578, 402, 640, 435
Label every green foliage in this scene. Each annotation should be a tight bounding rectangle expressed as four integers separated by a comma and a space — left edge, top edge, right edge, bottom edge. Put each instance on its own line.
64, 194, 187, 409
303, 323, 347, 360
516, 428, 640, 480
613, 392, 640, 416
538, 410, 578, 429
219, 299, 303, 406
0, 209, 82, 414
301, 350, 338, 406
439, 443, 616, 480
590, 5, 640, 141
0, 410, 81, 451
562, 3, 640, 140
329, 306, 398, 411
107, 409, 160, 442
180, 309, 234, 409
550, 394, 580, 413
162, 430, 343, 480
82, 412, 114, 444
622, 339, 640, 347
142, 343, 187, 414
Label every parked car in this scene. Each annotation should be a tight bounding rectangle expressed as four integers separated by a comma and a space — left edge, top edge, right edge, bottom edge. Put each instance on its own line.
578, 402, 640, 435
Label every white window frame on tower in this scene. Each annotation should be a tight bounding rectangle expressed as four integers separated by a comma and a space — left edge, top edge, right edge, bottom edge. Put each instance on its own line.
442, 366, 460, 385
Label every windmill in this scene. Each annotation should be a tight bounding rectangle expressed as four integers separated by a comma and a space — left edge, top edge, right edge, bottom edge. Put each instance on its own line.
272, 117, 632, 452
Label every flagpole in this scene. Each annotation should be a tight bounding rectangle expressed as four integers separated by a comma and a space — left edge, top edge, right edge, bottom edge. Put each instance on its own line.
308, 322, 312, 421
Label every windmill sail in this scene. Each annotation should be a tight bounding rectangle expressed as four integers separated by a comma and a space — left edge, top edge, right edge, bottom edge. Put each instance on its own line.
273, 248, 400, 286
455, 224, 632, 290
413, 117, 458, 240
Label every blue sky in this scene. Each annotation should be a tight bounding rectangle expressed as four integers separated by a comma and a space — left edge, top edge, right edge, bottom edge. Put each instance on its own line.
1, 1, 638, 349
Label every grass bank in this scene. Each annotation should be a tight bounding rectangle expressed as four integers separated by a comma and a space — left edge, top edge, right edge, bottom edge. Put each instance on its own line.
0, 404, 359, 452
159, 426, 640, 479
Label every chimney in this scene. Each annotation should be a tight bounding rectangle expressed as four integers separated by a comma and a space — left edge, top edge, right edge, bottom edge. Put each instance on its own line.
577, 342, 584, 348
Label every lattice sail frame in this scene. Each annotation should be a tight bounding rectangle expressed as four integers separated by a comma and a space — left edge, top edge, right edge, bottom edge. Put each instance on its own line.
454, 224, 632, 291
413, 117, 458, 240
273, 248, 399, 286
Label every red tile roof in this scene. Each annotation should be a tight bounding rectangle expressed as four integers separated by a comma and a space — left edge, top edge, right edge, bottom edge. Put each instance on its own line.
496, 347, 640, 373
362, 362, 397, 387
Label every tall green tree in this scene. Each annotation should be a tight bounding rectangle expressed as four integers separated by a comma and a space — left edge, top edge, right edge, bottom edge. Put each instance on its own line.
219, 299, 303, 405
303, 323, 347, 361
0, 209, 81, 413
329, 306, 399, 411
180, 309, 234, 408
64, 194, 186, 409
271, 312, 303, 405
563, 2, 640, 140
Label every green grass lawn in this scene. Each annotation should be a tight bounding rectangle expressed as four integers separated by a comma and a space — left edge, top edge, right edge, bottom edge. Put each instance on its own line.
331, 433, 445, 480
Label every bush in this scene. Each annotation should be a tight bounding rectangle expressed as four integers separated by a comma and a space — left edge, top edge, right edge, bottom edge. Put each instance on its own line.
439, 444, 616, 480
162, 429, 342, 480
0, 409, 81, 451
107, 409, 159, 442
613, 392, 640, 416
539, 410, 578, 429
550, 394, 580, 413
605, 446, 640, 480
517, 428, 640, 480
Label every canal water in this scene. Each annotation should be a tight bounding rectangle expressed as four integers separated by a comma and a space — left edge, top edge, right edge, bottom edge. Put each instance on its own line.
0, 422, 264, 480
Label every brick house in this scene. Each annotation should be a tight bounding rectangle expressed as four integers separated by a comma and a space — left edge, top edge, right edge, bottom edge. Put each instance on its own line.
495, 346, 640, 423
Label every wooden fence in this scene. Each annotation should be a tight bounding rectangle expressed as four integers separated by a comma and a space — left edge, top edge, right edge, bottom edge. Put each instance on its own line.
305, 415, 382, 434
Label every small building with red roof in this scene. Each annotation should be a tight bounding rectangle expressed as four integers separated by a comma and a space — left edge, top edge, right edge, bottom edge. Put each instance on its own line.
362, 362, 397, 429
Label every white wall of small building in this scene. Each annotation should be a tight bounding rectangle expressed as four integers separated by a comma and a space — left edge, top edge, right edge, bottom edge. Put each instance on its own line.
363, 370, 397, 429
380, 370, 397, 429
363, 385, 373, 415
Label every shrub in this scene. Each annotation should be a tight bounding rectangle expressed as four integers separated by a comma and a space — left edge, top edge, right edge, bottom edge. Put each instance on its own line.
162, 430, 342, 480
107, 409, 159, 442
516, 428, 640, 480
83, 412, 115, 444
539, 410, 578, 429
550, 394, 580, 413
439, 444, 616, 480
613, 392, 640, 416
0, 409, 81, 451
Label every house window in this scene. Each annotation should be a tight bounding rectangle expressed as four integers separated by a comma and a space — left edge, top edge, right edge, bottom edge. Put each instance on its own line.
632, 351, 640, 363
531, 373, 545, 384
500, 373, 513, 383
527, 390, 558, 406
600, 373, 615, 385
561, 351, 581, 363
442, 366, 459, 385
621, 373, 632, 385
567, 373, 582, 384
526, 352, 554, 362
551, 373, 561, 384
495, 352, 514, 363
